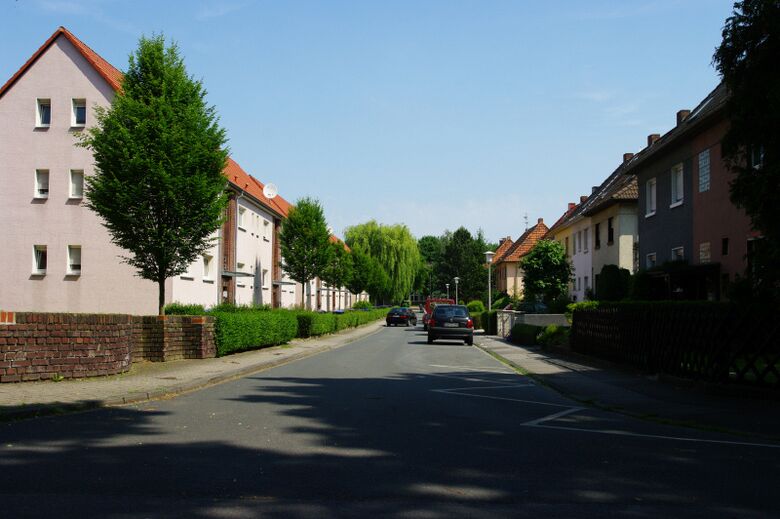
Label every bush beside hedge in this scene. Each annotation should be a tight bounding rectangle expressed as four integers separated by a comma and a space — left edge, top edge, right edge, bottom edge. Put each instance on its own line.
212, 309, 298, 356
510, 323, 543, 345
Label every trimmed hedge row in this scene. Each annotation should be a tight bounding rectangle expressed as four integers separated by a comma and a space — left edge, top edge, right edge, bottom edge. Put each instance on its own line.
470, 310, 498, 335
296, 309, 387, 338
212, 310, 298, 356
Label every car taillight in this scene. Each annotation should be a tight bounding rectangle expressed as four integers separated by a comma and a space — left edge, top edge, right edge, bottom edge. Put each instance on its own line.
466, 319, 473, 329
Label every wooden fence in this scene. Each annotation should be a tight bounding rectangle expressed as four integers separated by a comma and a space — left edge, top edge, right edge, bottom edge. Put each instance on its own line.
570, 304, 780, 388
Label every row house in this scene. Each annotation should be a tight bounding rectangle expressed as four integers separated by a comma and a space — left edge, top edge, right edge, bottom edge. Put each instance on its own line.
0, 27, 355, 314
493, 218, 549, 298
546, 157, 639, 301
622, 83, 755, 300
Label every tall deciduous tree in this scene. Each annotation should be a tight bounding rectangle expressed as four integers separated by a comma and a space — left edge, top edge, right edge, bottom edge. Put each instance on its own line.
320, 241, 353, 311
345, 221, 421, 304
714, 0, 780, 298
83, 35, 228, 315
520, 240, 572, 304
279, 197, 333, 310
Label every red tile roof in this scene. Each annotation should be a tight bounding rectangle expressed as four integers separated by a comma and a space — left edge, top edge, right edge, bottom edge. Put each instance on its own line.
491, 236, 515, 264
0, 26, 122, 99
330, 235, 351, 252
495, 220, 549, 264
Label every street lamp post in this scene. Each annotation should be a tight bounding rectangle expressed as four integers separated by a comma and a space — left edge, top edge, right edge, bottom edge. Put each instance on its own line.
485, 250, 495, 311
454, 277, 460, 304
446, 283, 450, 299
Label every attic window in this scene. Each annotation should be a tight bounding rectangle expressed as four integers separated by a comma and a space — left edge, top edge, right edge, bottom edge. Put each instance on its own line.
36, 98, 51, 127
71, 98, 86, 127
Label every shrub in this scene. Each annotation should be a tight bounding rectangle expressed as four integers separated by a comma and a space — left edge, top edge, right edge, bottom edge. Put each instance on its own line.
547, 294, 571, 314
470, 311, 483, 330
467, 300, 486, 313
164, 302, 207, 315
212, 309, 298, 356
210, 302, 271, 313
510, 323, 543, 345
352, 300, 372, 310
595, 264, 632, 301
537, 324, 569, 348
482, 310, 498, 335
491, 293, 513, 310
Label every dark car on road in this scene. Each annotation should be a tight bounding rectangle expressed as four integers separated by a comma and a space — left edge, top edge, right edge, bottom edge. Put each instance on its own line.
386, 307, 417, 327
427, 304, 473, 345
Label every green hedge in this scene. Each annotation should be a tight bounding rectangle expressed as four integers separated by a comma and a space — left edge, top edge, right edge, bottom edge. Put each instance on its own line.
466, 300, 486, 313
352, 300, 372, 310
469, 310, 497, 334
212, 309, 298, 356
510, 323, 543, 345
296, 309, 387, 338
164, 302, 207, 315
537, 324, 569, 348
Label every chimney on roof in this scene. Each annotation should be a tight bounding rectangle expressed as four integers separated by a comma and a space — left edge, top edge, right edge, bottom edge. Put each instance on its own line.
568, 202, 576, 210
537, 218, 544, 224
580, 195, 588, 203
592, 186, 599, 193
623, 152, 634, 163
677, 109, 691, 126
647, 134, 660, 147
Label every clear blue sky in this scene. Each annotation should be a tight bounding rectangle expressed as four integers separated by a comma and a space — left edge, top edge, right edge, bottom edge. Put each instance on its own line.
2, 0, 734, 242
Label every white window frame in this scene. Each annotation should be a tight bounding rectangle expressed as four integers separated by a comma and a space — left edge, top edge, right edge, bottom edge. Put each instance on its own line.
238, 207, 246, 230
69, 169, 84, 199
671, 247, 684, 262
698, 149, 711, 193
670, 163, 684, 208
33, 245, 47, 275
203, 254, 214, 281
35, 169, 49, 199
71, 98, 86, 127
646, 253, 657, 269
583, 228, 589, 253
263, 219, 271, 242
36, 98, 51, 128
645, 178, 657, 217
262, 269, 269, 289
67, 245, 81, 276
699, 242, 711, 264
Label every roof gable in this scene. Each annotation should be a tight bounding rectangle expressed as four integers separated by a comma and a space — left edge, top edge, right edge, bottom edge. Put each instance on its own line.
0, 26, 122, 99
495, 221, 549, 264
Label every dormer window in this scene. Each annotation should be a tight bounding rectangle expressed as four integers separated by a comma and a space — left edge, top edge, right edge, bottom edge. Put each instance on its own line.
72, 99, 86, 127
36, 98, 51, 127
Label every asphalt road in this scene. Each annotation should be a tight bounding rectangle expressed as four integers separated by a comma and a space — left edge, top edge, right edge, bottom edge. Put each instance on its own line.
1, 322, 778, 518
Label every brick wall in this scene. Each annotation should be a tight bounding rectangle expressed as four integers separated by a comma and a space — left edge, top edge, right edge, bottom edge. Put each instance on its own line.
0, 312, 215, 382
0, 312, 134, 382
132, 315, 216, 362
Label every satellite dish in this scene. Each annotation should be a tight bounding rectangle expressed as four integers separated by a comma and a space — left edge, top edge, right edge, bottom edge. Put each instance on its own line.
263, 183, 278, 199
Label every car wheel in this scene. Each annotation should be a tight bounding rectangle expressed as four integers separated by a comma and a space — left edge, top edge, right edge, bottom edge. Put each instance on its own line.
427, 336, 434, 344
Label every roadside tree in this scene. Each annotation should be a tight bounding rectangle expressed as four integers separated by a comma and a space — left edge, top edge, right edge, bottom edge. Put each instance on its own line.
279, 197, 333, 310
714, 0, 780, 299
83, 35, 228, 315
320, 240, 353, 311
520, 240, 572, 304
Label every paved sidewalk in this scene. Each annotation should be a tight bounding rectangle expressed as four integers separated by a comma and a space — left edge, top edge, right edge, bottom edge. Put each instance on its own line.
0, 321, 385, 420
477, 335, 780, 442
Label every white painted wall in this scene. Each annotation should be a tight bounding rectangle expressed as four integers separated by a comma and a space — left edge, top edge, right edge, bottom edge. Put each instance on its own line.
568, 216, 593, 302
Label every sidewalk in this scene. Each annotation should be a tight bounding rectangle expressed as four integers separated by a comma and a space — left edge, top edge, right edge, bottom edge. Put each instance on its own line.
476, 335, 780, 442
0, 321, 385, 421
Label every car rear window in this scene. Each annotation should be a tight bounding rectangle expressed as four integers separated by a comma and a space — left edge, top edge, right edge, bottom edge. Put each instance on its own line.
433, 306, 468, 318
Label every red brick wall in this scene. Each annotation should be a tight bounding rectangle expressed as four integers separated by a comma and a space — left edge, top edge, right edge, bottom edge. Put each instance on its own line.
0, 312, 134, 382
0, 312, 216, 382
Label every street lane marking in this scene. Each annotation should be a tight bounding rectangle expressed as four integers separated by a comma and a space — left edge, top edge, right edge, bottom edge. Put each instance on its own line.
431, 389, 574, 408
523, 407, 585, 426
526, 423, 780, 449
437, 384, 535, 392
429, 364, 515, 374
426, 372, 528, 385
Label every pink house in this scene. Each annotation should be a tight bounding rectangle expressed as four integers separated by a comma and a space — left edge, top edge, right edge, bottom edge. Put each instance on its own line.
0, 27, 339, 314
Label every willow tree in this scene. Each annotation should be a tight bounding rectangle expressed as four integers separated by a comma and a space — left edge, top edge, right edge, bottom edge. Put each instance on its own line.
345, 221, 421, 304
83, 35, 228, 315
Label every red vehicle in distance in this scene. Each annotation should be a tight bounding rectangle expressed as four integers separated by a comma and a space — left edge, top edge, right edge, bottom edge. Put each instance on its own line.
422, 297, 455, 331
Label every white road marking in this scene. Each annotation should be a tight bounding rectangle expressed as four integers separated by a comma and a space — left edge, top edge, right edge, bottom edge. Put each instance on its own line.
526, 423, 780, 449
431, 389, 574, 408
429, 364, 515, 374
523, 407, 585, 426
437, 384, 535, 392
426, 372, 528, 385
